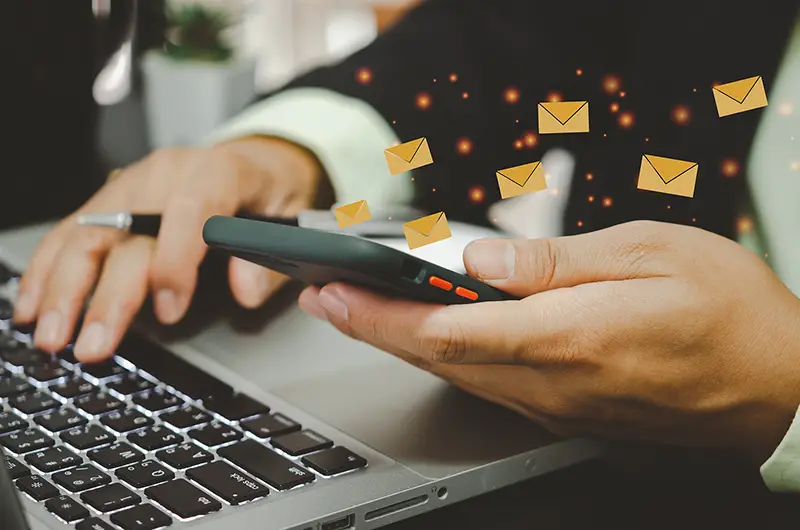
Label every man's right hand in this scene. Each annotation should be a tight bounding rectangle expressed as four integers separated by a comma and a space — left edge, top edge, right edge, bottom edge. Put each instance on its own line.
13, 136, 325, 363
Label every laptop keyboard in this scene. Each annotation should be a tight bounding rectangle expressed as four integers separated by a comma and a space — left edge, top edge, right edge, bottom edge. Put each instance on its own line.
0, 260, 368, 528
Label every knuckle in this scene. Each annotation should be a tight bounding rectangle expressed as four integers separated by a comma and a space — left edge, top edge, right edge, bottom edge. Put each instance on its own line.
525, 238, 563, 290
418, 316, 468, 363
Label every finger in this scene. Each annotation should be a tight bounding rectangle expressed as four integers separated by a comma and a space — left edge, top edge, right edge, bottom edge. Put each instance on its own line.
463, 220, 675, 297
33, 227, 124, 352
73, 236, 155, 362
229, 258, 289, 309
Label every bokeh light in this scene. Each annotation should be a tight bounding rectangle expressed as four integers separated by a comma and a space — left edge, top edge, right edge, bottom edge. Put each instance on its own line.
415, 92, 432, 110
513, 139, 524, 150
586, 172, 594, 181
790, 161, 800, 171
779, 102, 794, 116
588, 195, 595, 202
523, 131, 538, 148
602, 196, 613, 207
456, 137, 473, 155
576, 68, 583, 76
619, 91, 626, 98
720, 158, 740, 177
617, 111, 635, 129
671, 105, 692, 125
602, 75, 621, 95
462, 92, 469, 99
355, 67, 372, 85
449, 73, 458, 83
469, 185, 485, 203
609, 102, 620, 113
546, 91, 563, 102
736, 216, 754, 235
577, 220, 584, 227
504, 87, 520, 104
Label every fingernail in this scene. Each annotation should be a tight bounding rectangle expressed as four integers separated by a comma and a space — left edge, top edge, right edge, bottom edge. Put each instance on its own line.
13, 292, 35, 321
74, 322, 107, 361
35, 309, 64, 346
319, 289, 348, 321
155, 290, 185, 324
464, 240, 516, 280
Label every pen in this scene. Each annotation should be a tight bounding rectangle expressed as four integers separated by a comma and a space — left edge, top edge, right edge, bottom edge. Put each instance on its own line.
76, 212, 297, 237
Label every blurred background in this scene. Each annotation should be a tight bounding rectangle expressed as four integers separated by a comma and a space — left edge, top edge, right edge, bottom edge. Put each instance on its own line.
100, 0, 419, 167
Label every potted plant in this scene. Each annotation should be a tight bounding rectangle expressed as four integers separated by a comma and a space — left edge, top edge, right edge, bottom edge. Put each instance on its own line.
142, 1, 256, 148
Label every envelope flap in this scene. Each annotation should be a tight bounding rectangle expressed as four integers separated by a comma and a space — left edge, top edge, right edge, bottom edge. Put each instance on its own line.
713, 76, 760, 104
389, 138, 425, 162
406, 212, 443, 236
539, 101, 587, 125
644, 155, 697, 184
498, 162, 541, 186
337, 201, 364, 218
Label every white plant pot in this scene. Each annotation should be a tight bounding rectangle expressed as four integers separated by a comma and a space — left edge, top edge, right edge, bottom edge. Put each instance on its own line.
142, 51, 256, 149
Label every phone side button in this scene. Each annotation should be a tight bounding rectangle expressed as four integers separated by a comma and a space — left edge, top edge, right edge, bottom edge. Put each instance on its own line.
429, 276, 453, 291
454, 287, 478, 301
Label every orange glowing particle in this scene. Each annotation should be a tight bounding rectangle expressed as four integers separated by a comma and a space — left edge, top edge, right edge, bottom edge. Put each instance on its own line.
462, 92, 469, 99
603, 133, 607, 137
504, 87, 520, 104
645, 137, 650, 142
666, 205, 671, 210
355, 67, 373, 85
692, 218, 696, 222
410, 177, 414, 181
513, 139, 524, 150
693, 88, 697, 93
619, 91, 626, 98
617, 111, 635, 129
602, 75, 621, 94
602, 196, 613, 207
456, 137, 473, 155
523, 132, 538, 147
415, 92, 432, 110
588, 195, 595, 202
577, 220, 584, 227
779, 102, 794, 116
433, 78, 437, 83
736, 216, 754, 234
449, 73, 458, 82
576, 68, 583, 76
671, 105, 692, 125
468, 186, 485, 203
546, 91, 563, 102
586, 172, 594, 181
609, 102, 620, 113
720, 158, 740, 177
515, 119, 519, 123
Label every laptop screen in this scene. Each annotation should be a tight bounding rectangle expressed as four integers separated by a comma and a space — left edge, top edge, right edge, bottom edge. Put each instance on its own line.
1, 447, 30, 530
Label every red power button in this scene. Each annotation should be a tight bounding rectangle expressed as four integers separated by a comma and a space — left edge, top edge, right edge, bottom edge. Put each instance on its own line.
429, 276, 453, 291
455, 287, 478, 300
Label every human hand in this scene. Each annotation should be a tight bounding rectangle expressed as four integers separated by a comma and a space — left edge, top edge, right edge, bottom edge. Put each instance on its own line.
298, 221, 800, 463
14, 136, 326, 362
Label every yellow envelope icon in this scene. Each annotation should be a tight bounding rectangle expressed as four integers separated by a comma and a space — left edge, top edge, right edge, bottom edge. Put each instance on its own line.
538, 101, 589, 134
403, 212, 451, 250
334, 200, 371, 229
712, 76, 768, 117
384, 137, 434, 175
637, 154, 699, 198
496, 161, 547, 199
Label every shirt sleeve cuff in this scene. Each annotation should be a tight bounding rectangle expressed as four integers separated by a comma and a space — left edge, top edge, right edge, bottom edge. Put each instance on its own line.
760, 405, 800, 492
204, 87, 414, 211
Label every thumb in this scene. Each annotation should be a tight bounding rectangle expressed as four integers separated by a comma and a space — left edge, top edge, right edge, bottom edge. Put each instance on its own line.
228, 257, 288, 308
463, 223, 667, 298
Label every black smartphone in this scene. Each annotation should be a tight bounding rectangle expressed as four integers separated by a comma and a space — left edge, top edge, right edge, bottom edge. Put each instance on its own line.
202, 216, 517, 305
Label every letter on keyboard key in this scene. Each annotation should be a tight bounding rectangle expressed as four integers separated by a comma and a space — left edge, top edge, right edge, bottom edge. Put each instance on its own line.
4, 454, 31, 480
81, 483, 141, 513
145, 478, 222, 519
25, 446, 81, 473
110, 504, 173, 530
76, 517, 115, 530
45, 495, 90, 523
186, 461, 269, 505
16, 474, 60, 501
116, 460, 174, 489
52, 464, 111, 493
88, 442, 144, 469
218, 440, 315, 490
302, 446, 368, 476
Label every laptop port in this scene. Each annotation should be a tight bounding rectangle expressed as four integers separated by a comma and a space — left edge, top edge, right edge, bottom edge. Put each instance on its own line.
320, 514, 354, 530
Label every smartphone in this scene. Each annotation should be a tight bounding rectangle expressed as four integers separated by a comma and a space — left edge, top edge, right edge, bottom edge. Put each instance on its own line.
202, 216, 517, 305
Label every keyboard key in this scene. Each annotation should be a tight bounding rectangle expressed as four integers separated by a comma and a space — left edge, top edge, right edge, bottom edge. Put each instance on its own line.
0, 427, 54, 453
52, 464, 111, 493
110, 503, 172, 530
81, 482, 141, 513
1, 348, 50, 367
34, 408, 87, 432
116, 460, 174, 489
160, 406, 210, 429
16, 474, 60, 501
75, 391, 125, 416
9, 390, 60, 415
186, 461, 268, 505
88, 442, 144, 469
0, 410, 27, 434
50, 376, 96, 399
203, 393, 269, 421
80, 359, 126, 381
132, 389, 182, 413
218, 440, 315, 490
44, 495, 90, 523
61, 424, 114, 450
302, 446, 368, 476
101, 409, 153, 433
24, 361, 71, 383
25, 445, 81, 473
128, 425, 182, 451
0, 375, 33, 398
155, 442, 213, 470
4, 454, 30, 479
76, 518, 115, 530
271, 429, 333, 456
188, 421, 241, 447
145, 478, 222, 519
240, 413, 300, 438
106, 373, 155, 396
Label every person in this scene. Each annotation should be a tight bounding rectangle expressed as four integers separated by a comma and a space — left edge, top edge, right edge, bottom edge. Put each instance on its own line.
10, 0, 800, 489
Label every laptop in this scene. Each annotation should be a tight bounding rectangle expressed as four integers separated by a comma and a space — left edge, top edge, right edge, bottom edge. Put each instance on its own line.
0, 224, 602, 530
